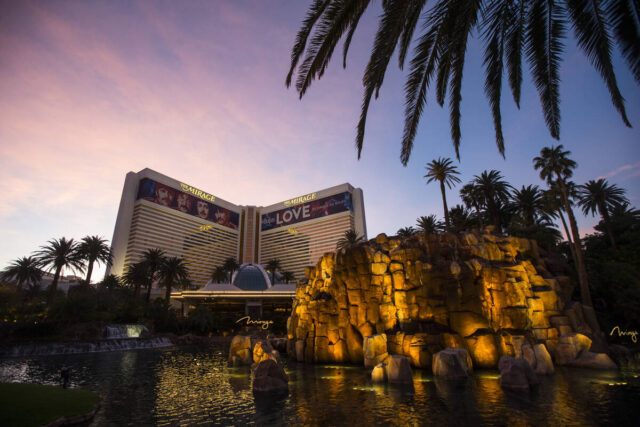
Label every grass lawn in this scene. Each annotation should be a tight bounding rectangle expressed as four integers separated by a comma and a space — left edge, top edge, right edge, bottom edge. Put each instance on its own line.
0, 382, 99, 427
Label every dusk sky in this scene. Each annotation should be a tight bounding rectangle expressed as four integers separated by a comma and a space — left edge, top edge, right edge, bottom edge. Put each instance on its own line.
1, 0, 638, 281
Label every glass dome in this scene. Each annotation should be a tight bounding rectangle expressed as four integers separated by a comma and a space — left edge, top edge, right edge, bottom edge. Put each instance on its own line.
231, 263, 271, 291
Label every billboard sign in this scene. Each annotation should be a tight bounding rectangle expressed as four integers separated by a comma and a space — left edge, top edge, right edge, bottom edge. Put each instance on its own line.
137, 178, 239, 230
261, 192, 352, 231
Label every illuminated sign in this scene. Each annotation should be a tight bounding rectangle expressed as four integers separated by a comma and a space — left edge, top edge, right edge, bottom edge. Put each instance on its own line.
180, 183, 216, 202
610, 326, 638, 343
287, 228, 298, 235
262, 192, 352, 231
284, 192, 317, 207
236, 316, 273, 330
199, 225, 214, 231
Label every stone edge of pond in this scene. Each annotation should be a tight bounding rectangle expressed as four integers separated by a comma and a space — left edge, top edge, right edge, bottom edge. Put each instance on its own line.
45, 402, 101, 427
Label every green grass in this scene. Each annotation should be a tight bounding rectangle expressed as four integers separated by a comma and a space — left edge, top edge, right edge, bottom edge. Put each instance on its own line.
0, 382, 99, 427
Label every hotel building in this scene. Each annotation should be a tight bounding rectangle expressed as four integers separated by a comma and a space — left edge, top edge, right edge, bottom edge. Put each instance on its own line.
107, 168, 367, 289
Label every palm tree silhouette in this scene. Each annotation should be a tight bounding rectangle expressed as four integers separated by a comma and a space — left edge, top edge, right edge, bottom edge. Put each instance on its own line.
397, 226, 417, 238
123, 261, 148, 297
77, 236, 112, 284
0, 256, 42, 290
534, 145, 591, 307
222, 257, 240, 282
336, 229, 364, 250
265, 259, 282, 285
99, 274, 121, 292
424, 157, 461, 232
211, 266, 228, 283
460, 183, 485, 228
287, 1, 635, 163
158, 257, 190, 302
416, 215, 443, 235
472, 170, 512, 232
141, 248, 166, 302
511, 185, 545, 227
35, 237, 85, 304
280, 271, 295, 284
447, 205, 474, 233
542, 184, 577, 263
578, 179, 629, 251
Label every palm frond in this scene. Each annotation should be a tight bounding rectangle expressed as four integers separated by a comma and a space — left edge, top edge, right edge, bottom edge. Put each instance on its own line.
398, 0, 428, 70
605, 0, 640, 84
505, 0, 527, 108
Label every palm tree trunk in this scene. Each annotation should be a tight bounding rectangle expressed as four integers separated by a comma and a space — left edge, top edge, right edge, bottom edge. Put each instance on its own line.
599, 203, 617, 251
146, 278, 152, 302
165, 280, 172, 302
134, 282, 141, 299
487, 198, 501, 231
48, 265, 63, 305
558, 210, 577, 262
85, 260, 94, 284
440, 181, 450, 232
559, 179, 593, 308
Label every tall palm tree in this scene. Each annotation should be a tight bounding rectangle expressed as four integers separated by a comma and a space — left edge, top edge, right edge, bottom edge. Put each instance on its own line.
416, 215, 443, 235
281, 271, 295, 284
211, 266, 228, 284
424, 157, 461, 231
141, 248, 166, 302
542, 184, 576, 262
35, 237, 85, 304
158, 257, 190, 302
460, 183, 485, 228
287, 1, 636, 164
222, 257, 240, 282
472, 170, 512, 231
577, 179, 629, 251
336, 229, 364, 250
123, 261, 148, 296
265, 259, 282, 285
77, 236, 113, 284
0, 256, 42, 290
534, 145, 591, 307
397, 226, 417, 238
511, 185, 545, 227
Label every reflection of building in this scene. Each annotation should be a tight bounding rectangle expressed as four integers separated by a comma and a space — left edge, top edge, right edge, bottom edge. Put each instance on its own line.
107, 168, 367, 290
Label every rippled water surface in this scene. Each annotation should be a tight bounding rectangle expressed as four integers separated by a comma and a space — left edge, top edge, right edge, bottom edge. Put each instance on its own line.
1, 344, 639, 426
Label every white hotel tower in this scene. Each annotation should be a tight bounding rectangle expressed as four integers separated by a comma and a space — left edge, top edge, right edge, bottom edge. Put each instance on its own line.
107, 168, 367, 287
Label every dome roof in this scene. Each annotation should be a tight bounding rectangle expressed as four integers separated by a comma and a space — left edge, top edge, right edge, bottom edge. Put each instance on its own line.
231, 263, 271, 291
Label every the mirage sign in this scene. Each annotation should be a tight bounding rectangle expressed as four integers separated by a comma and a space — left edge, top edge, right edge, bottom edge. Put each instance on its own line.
261, 192, 353, 231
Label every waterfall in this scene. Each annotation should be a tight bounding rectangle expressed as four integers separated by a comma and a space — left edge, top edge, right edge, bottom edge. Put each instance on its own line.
0, 337, 173, 358
103, 324, 148, 339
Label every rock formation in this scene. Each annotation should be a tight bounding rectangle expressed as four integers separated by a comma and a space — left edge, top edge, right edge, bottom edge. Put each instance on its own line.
287, 229, 611, 371
252, 359, 289, 393
432, 348, 473, 379
498, 356, 539, 391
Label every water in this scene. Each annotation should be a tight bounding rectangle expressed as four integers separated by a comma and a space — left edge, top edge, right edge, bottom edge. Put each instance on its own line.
0, 337, 173, 358
1, 344, 639, 426
103, 324, 148, 339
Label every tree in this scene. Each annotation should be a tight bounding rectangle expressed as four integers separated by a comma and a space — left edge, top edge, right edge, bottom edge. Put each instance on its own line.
98, 274, 121, 292
448, 205, 475, 233
460, 183, 485, 228
123, 261, 148, 297
424, 157, 461, 231
211, 266, 228, 284
77, 235, 112, 284
511, 185, 545, 227
141, 248, 166, 302
158, 257, 190, 302
337, 229, 364, 250
281, 271, 295, 284
542, 183, 577, 262
287, 1, 636, 164
534, 145, 591, 307
265, 259, 282, 285
472, 170, 512, 231
416, 215, 443, 235
222, 257, 240, 282
397, 226, 417, 238
35, 237, 85, 304
0, 256, 42, 290
577, 179, 629, 251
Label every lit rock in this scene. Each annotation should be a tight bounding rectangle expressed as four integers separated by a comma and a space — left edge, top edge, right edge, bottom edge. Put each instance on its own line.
229, 335, 252, 366
387, 355, 413, 385
371, 362, 387, 383
465, 331, 499, 369
533, 344, 554, 375
554, 333, 592, 365
432, 348, 473, 379
498, 356, 539, 391
363, 333, 389, 368
252, 359, 288, 394
569, 351, 617, 370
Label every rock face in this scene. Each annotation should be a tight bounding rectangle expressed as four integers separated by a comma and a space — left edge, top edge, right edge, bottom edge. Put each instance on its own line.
287, 230, 598, 370
252, 359, 289, 393
387, 355, 414, 384
432, 348, 473, 379
498, 356, 539, 391
253, 341, 279, 364
229, 335, 252, 366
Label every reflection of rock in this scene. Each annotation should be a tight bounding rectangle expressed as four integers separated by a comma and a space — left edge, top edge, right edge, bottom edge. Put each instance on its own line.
252, 359, 289, 393
288, 229, 597, 370
498, 356, 539, 391
229, 335, 252, 366
568, 351, 617, 370
432, 348, 473, 379
387, 355, 413, 385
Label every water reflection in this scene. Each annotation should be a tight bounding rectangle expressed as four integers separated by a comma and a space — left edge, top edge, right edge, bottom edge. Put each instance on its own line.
0, 344, 638, 425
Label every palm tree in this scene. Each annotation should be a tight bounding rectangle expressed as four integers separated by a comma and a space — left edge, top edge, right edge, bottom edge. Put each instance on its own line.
542, 184, 577, 262
287, 1, 635, 164
336, 229, 364, 250
577, 179, 629, 251
222, 257, 240, 282
77, 236, 113, 284
98, 274, 121, 292
265, 259, 281, 285
416, 215, 443, 235
424, 157, 461, 231
141, 248, 166, 302
460, 183, 485, 228
35, 237, 85, 304
534, 145, 591, 307
472, 170, 512, 231
123, 261, 148, 296
211, 266, 228, 283
448, 205, 475, 234
0, 256, 42, 290
281, 271, 295, 284
158, 257, 190, 302
397, 226, 417, 238
511, 185, 545, 227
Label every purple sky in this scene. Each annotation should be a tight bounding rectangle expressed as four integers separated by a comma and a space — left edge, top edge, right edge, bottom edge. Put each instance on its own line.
1, 1, 639, 281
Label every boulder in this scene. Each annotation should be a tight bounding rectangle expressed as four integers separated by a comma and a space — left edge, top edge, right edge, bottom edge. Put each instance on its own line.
533, 344, 554, 375
554, 333, 592, 365
465, 331, 499, 368
569, 351, 617, 370
371, 362, 387, 383
432, 348, 473, 379
252, 359, 289, 393
387, 355, 413, 385
229, 335, 252, 366
498, 356, 539, 391
253, 341, 277, 364
363, 333, 389, 368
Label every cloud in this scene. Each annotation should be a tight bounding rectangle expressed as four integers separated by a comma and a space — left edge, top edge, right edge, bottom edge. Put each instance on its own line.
597, 161, 640, 181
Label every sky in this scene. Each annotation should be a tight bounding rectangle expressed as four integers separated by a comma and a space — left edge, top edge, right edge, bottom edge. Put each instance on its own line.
1, 0, 639, 282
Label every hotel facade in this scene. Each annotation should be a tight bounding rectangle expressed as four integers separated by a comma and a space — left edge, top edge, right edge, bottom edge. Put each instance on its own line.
107, 168, 367, 288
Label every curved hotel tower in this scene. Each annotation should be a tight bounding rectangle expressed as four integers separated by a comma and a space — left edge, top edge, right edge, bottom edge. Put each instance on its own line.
107, 168, 367, 289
